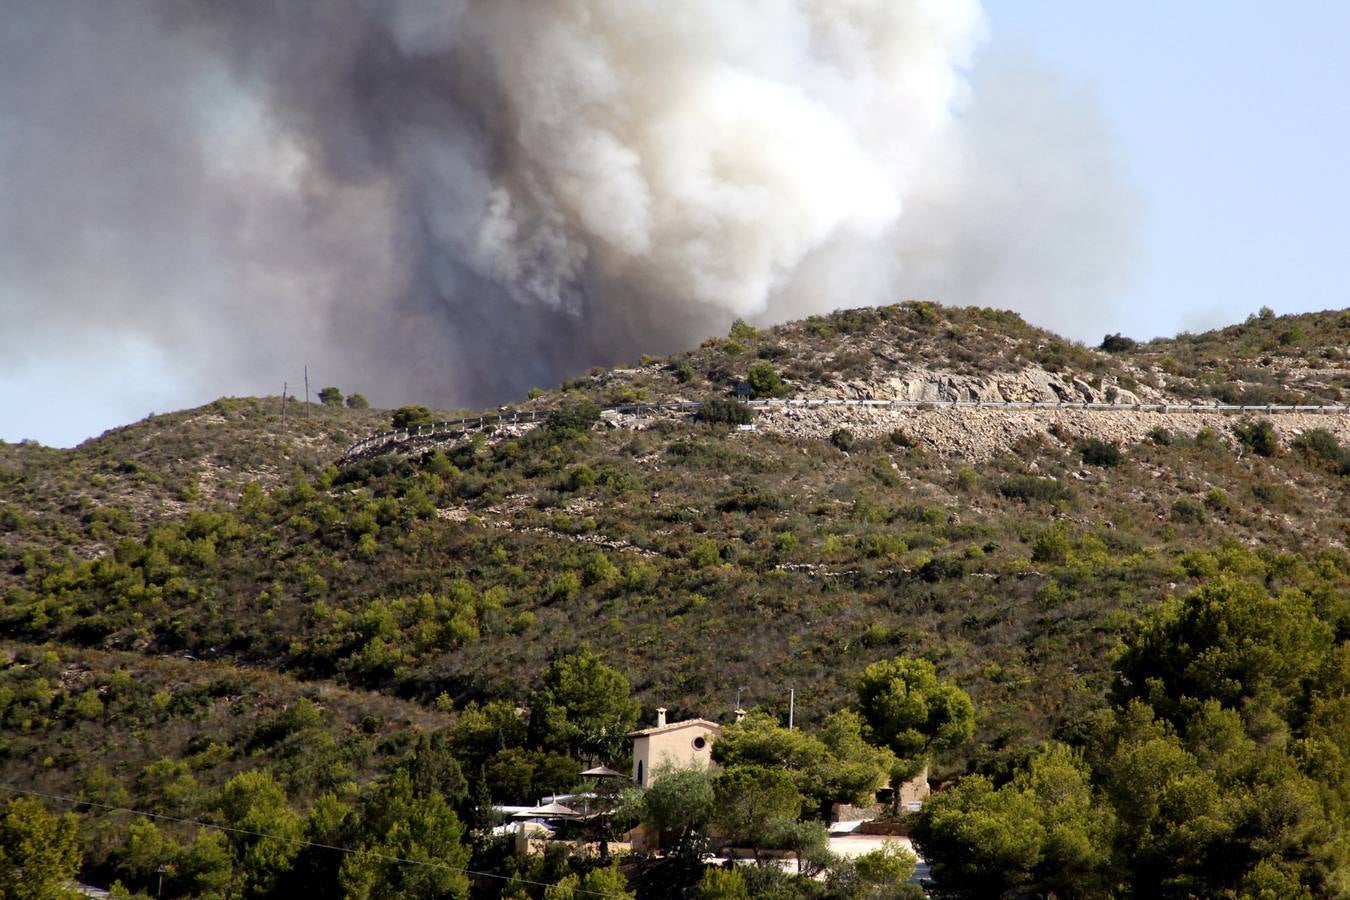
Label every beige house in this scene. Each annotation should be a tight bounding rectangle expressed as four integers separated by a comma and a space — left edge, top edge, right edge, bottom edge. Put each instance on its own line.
628, 707, 721, 787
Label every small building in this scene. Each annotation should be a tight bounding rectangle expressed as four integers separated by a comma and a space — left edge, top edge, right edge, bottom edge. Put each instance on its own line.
628, 707, 721, 787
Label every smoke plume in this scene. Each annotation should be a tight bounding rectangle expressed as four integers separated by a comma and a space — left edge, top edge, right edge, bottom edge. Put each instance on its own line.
0, 0, 1136, 415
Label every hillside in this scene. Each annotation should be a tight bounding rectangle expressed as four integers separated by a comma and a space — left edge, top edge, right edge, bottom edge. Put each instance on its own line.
1, 302, 1347, 897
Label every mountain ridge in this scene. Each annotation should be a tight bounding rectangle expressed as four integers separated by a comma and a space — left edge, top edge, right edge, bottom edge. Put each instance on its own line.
1, 301, 1346, 894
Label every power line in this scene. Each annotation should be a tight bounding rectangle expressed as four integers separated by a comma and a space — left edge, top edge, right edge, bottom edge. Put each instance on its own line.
0, 783, 627, 898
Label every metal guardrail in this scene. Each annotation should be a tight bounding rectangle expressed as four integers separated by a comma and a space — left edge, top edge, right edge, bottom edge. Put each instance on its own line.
341, 398, 1350, 460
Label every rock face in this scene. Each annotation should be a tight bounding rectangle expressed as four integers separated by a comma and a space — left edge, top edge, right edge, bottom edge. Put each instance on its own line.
755, 405, 1350, 461
346, 362, 1347, 465
824, 366, 1152, 406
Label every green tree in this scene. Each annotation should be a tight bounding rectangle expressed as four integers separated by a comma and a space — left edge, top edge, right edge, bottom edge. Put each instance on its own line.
713, 710, 893, 817
696, 398, 753, 426
546, 401, 601, 436
178, 829, 236, 897
856, 656, 975, 764
338, 771, 471, 899
318, 386, 343, 407
1111, 576, 1335, 727
578, 863, 634, 899
853, 840, 919, 886
697, 866, 749, 899
728, 319, 758, 341
114, 818, 181, 887
912, 743, 1114, 898
345, 393, 370, 409
0, 797, 83, 900
450, 700, 529, 769
815, 710, 899, 808
916, 568, 1350, 899
639, 767, 716, 860
712, 766, 803, 860
404, 731, 469, 813
746, 361, 786, 399
391, 406, 434, 429
766, 819, 831, 877
1234, 418, 1280, 457
215, 769, 304, 896
529, 647, 639, 761
544, 873, 580, 900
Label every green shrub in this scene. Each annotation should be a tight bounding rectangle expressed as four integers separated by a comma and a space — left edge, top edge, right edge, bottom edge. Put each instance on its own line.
1233, 419, 1279, 457
547, 401, 600, 435
1293, 428, 1347, 472
1251, 482, 1288, 505
830, 428, 857, 452
1148, 426, 1172, 446
1078, 439, 1122, 467
1099, 333, 1137, 353
345, 393, 369, 409
1194, 427, 1222, 450
1204, 488, 1231, 512
728, 319, 758, 341
746, 361, 786, 399
581, 553, 619, 586
1031, 523, 1071, 564
859, 533, 907, 559
954, 467, 978, 492
689, 541, 721, 568
918, 556, 966, 582
999, 476, 1071, 505
889, 429, 916, 448
318, 387, 343, 407
563, 465, 597, 492
698, 866, 749, 899
1278, 325, 1307, 345
909, 301, 939, 323
697, 399, 753, 426
547, 572, 581, 602
391, 406, 434, 429
1171, 498, 1207, 524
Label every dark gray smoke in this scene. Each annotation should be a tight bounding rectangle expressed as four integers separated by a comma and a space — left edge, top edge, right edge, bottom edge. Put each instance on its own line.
0, 0, 1136, 415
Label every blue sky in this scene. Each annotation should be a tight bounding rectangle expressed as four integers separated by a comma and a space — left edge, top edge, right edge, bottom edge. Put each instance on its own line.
2, 3, 1346, 447
984, 1, 1350, 339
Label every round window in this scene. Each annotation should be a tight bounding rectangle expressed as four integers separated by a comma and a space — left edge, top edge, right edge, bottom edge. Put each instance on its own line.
692, 736, 707, 751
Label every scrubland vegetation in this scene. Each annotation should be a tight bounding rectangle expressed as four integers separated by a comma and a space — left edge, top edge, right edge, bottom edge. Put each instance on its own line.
0, 303, 1346, 897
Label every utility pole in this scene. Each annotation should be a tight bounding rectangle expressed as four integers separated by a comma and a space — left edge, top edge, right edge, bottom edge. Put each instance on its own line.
304, 365, 310, 417
788, 688, 795, 729
281, 383, 287, 428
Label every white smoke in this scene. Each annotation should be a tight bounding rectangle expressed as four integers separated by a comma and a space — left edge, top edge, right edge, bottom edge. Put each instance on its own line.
0, 0, 1136, 426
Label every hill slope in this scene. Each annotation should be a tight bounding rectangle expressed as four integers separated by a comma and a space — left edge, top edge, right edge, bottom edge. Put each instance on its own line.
1, 302, 1347, 895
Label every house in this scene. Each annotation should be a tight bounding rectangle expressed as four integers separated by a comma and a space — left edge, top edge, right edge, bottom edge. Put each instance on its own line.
627, 707, 721, 787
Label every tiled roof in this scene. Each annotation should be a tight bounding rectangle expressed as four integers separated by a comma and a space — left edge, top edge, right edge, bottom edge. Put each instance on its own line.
627, 717, 722, 738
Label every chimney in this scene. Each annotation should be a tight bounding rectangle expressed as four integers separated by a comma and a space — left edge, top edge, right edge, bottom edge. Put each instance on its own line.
656, 707, 667, 727
734, 708, 746, 723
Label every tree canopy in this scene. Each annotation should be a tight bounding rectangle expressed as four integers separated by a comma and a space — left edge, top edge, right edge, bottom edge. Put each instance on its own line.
856, 656, 975, 765
0, 797, 83, 900
529, 646, 640, 762
915, 573, 1350, 898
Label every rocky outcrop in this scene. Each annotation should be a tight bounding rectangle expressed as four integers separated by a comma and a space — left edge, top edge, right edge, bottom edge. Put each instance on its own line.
754, 405, 1350, 461
823, 366, 1153, 406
